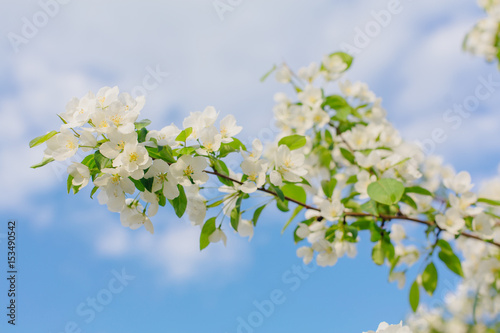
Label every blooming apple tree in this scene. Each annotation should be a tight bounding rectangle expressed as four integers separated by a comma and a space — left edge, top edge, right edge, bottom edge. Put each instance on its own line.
30, 51, 500, 332
465, 0, 500, 65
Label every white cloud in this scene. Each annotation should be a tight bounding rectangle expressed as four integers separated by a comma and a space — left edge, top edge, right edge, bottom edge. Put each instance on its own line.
95, 216, 251, 284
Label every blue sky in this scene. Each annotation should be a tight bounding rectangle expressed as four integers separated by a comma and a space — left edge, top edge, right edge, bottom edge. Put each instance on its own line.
0, 0, 499, 332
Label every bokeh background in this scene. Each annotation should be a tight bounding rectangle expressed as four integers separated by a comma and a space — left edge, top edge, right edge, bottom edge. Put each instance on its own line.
1, 0, 499, 332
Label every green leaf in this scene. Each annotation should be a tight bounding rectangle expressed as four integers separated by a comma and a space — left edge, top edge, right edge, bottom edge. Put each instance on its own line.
323, 95, 349, 110
477, 198, 500, 206
213, 160, 233, 187
219, 138, 246, 157
372, 241, 385, 266
361, 200, 378, 216
405, 186, 433, 196
409, 280, 420, 312
436, 239, 454, 255
369, 223, 383, 242
81, 154, 96, 169
282, 206, 303, 234
252, 205, 266, 226
340, 148, 355, 164
270, 184, 285, 202
168, 185, 187, 218
367, 178, 405, 205
207, 200, 224, 208
228, 137, 246, 151
137, 127, 148, 143
438, 250, 464, 277
401, 194, 418, 210
281, 184, 306, 204
277, 198, 289, 212
140, 177, 154, 193
422, 262, 438, 296
57, 114, 68, 124
90, 186, 98, 199
29, 130, 58, 148
157, 145, 176, 164
329, 51, 354, 70
383, 239, 395, 261
30, 157, 55, 169
200, 217, 216, 250
158, 193, 166, 207
321, 179, 337, 198
230, 208, 240, 231
230, 197, 242, 231
346, 175, 358, 184
67, 175, 74, 194
134, 119, 151, 130
335, 106, 351, 122
278, 135, 306, 151
260, 64, 277, 82
94, 151, 112, 171
175, 127, 193, 142
351, 219, 373, 230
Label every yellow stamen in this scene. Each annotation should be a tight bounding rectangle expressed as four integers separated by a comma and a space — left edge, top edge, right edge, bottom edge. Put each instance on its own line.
129, 152, 138, 162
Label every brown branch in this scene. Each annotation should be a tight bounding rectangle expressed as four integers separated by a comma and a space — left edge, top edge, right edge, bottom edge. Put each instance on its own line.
204, 169, 500, 248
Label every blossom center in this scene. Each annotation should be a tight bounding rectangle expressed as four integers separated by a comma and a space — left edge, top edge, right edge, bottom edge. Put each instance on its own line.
184, 165, 194, 177
110, 115, 122, 126
129, 152, 139, 162
111, 174, 120, 185
66, 140, 76, 149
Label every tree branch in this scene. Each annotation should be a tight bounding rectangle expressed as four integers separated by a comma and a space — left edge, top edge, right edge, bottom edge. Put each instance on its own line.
204, 169, 500, 248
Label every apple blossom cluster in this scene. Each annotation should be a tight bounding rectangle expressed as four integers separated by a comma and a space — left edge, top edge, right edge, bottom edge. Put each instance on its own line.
30, 52, 500, 321
29, 86, 246, 235
464, 0, 500, 63
407, 168, 500, 333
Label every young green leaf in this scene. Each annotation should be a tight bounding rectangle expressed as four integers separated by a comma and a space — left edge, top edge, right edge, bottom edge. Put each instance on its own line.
90, 186, 99, 199
438, 250, 464, 277
328, 51, 353, 70
230, 197, 242, 231
372, 241, 385, 266
409, 280, 420, 312
405, 186, 433, 196
67, 175, 74, 194
321, 179, 337, 198
270, 184, 285, 202
340, 148, 355, 164
260, 64, 277, 82
134, 119, 151, 130
175, 127, 193, 142
30, 157, 55, 169
168, 185, 187, 218
282, 206, 303, 234
422, 262, 438, 296
401, 194, 418, 210
367, 178, 405, 205
252, 205, 266, 226
278, 135, 306, 151
281, 184, 306, 204
29, 130, 58, 148
361, 200, 378, 216
94, 151, 112, 171
323, 95, 349, 110
477, 198, 500, 206
200, 217, 216, 250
